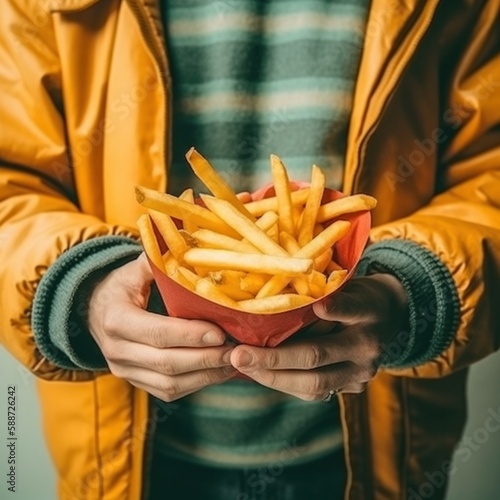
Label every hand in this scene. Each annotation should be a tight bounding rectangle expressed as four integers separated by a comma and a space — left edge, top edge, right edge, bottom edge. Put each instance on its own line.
230, 274, 408, 401
88, 253, 236, 402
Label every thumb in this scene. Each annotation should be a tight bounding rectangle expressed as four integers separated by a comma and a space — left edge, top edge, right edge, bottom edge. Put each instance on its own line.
313, 284, 371, 324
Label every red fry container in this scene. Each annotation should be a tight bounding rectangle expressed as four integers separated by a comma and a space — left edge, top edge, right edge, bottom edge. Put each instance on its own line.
146, 183, 372, 347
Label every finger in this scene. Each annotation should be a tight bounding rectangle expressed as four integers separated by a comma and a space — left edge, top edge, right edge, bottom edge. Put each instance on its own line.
231, 329, 367, 371
115, 343, 234, 375
124, 365, 237, 402
239, 363, 363, 401
312, 278, 378, 324
105, 304, 227, 348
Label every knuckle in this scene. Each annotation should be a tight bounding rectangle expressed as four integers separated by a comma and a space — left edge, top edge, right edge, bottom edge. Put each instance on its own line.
308, 343, 328, 368
159, 379, 178, 402
107, 362, 125, 379
358, 363, 378, 382
153, 354, 176, 375
309, 374, 326, 400
101, 310, 121, 337
146, 323, 166, 348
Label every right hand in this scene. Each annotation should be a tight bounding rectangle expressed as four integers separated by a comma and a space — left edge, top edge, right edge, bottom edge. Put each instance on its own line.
87, 252, 236, 402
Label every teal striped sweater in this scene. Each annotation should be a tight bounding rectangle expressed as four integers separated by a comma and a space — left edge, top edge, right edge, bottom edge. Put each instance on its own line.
156, 0, 370, 468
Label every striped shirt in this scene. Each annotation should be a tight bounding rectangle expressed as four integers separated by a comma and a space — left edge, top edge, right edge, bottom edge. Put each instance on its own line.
156, 0, 369, 468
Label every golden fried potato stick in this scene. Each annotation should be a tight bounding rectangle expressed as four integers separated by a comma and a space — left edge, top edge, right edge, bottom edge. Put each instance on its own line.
216, 284, 254, 301
186, 148, 255, 220
137, 214, 165, 272
178, 266, 200, 286
239, 294, 314, 313
208, 270, 247, 285
256, 220, 351, 298
192, 229, 260, 254
195, 278, 241, 309
326, 259, 344, 274
255, 211, 279, 232
314, 248, 333, 273
162, 253, 195, 291
135, 186, 239, 238
244, 188, 311, 217
201, 195, 289, 257
325, 269, 348, 294
270, 155, 295, 236
298, 165, 325, 246
240, 273, 269, 294
317, 194, 377, 223
148, 210, 189, 262
184, 248, 313, 275
178, 188, 198, 233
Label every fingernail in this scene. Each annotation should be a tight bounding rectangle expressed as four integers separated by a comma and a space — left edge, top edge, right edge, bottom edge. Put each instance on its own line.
222, 349, 233, 364
236, 350, 254, 369
203, 331, 223, 345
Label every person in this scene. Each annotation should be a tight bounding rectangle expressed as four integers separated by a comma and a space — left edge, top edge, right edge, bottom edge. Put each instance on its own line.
1, 0, 499, 499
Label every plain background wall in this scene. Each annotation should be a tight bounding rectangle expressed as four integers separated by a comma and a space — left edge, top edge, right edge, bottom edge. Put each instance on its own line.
1, 346, 499, 500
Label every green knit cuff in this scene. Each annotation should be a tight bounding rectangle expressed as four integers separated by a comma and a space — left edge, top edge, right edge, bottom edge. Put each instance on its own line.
31, 236, 142, 371
355, 239, 460, 369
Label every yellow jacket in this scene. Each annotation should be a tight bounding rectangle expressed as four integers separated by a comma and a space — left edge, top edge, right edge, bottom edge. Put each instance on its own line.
1, 0, 499, 498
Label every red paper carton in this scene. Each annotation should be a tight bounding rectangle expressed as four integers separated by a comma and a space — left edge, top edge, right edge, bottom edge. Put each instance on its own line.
146, 183, 371, 347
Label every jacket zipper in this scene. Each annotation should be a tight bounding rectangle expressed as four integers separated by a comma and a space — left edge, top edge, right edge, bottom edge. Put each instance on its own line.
123, 1, 171, 499
347, 3, 440, 499
352, 0, 439, 194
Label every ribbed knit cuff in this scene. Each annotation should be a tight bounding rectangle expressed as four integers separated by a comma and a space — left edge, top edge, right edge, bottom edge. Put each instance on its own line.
31, 236, 142, 371
355, 239, 460, 369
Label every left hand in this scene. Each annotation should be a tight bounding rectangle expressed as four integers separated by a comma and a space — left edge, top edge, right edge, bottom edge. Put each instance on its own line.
230, 273, 409, 401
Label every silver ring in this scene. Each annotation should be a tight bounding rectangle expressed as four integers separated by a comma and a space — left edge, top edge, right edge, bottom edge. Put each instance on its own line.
322, 389, 341, 403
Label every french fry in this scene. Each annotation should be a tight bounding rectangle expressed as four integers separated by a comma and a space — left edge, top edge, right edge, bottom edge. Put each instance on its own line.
308, 270, 327, 298
195, 278, 240, 309
280, 232, 300, 255
178, 266, 201, 286
317, 194, 377, 223
216, 284, 254, 301
256, 221, 351, 298
137, 214, 165, 272
239, 294, 314, 313
298, 165, 325, 246
295, 220, 351, 260
208, 270, 247, 285
186, 148, 255, 219
255, 211, 279, 232
201, 195, 289, 257
314, 248, 333, 273
270, 155, 294, 236
135, 186, 239, 238
148, 209, 189, 262
192, 228, 260, 254
326, 259, 344, 273
178, 188, 198, 233
240, 273, 269, 294
325, 269, 348, 294
163, 253, 195, 291
244, 188, 310, 217
184, 248, 313, 275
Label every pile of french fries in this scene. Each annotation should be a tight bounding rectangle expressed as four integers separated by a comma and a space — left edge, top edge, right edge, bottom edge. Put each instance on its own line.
135, 148, 376, 314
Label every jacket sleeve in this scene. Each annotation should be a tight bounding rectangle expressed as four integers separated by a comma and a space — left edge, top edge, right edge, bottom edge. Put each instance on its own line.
0, 2, 138, 381
369, 3, 500, 379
